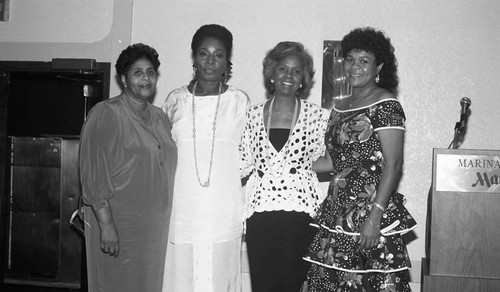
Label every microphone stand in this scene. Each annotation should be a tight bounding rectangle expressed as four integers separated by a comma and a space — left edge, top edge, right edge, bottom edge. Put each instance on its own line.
450, 97, 471, 149
448, 122, 463, 149
449, 108, 470, 149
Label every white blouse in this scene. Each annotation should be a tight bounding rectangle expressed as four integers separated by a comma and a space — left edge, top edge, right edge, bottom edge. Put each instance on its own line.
240, 99, 330, 219
163, 85, 250, 243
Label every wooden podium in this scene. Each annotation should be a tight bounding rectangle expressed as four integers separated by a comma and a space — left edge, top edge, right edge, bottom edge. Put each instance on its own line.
422, 148, 500, 291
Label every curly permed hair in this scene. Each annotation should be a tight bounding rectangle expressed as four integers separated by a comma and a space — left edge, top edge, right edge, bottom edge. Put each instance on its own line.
341, 27, 399, 94
115, 43, 160, 76
262, 41, 315, 99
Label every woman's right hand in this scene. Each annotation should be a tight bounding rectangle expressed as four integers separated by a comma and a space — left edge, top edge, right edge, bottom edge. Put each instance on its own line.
358, 220, 380, 250
100, 223, 120, 258
92, 200, 120, 258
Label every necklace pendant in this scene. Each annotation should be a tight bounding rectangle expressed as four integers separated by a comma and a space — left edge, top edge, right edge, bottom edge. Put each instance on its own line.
202, 181, 210, 187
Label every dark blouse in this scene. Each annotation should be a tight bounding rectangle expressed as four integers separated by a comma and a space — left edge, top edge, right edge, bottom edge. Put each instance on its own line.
269, 128, 290, 152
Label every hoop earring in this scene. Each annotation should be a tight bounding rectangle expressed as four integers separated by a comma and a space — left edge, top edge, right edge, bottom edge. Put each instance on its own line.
222, 72, 231, 84
223, 61, 233, 84
192, 64, 198, 81
375, 74, 380, 83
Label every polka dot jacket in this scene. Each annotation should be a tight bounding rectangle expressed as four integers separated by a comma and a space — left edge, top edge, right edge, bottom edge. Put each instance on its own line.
240, 99, 331, 219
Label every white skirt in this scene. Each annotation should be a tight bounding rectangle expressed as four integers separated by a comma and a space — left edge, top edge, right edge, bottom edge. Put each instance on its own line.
162, 237, 242, 292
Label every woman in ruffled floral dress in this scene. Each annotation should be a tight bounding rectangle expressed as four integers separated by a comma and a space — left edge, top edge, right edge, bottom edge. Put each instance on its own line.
304, 27, 417, 292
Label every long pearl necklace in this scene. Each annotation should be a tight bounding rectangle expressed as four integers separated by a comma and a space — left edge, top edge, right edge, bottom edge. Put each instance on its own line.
191, 81, 221, 187
266, 97, 299, 178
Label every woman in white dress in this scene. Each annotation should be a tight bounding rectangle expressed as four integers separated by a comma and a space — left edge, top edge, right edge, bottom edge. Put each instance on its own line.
162, 24, 250, 292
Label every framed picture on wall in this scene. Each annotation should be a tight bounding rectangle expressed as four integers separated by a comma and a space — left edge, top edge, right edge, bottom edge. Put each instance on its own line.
321, 40, 351, 110
0, 0, 9, 22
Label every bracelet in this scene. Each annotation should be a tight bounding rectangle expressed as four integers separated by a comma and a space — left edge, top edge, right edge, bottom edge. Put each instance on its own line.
366, 218, 380, 228
372, 202, 386, 212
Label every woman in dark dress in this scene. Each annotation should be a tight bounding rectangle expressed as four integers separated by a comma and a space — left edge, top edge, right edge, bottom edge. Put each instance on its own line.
79, 43, 177, 292
304, 27, 417, 292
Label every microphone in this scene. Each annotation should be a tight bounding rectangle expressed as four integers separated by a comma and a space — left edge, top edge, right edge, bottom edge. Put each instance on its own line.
459, 97, 471, 131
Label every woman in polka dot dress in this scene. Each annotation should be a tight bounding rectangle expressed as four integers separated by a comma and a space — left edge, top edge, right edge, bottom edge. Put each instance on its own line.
304, 27, 417, 292
240, 42, 330, 292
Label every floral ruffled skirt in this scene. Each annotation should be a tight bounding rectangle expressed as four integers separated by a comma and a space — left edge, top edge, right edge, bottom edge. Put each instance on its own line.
303, 192, 416, 291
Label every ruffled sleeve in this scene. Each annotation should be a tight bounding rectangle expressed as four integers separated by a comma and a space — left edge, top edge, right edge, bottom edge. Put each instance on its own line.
371, 99, 406, 131
79, 103, 118, 208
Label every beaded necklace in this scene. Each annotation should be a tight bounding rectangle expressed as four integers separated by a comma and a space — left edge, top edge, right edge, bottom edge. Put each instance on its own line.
265, 97, 299, 178
191, 81, 221, 187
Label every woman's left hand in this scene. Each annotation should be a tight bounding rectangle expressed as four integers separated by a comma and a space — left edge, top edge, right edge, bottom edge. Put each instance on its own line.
358, 220, 380, 250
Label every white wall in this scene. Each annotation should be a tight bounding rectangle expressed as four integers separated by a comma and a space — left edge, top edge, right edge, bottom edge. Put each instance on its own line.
130, 0, 500, 289
0, 0, 113, 43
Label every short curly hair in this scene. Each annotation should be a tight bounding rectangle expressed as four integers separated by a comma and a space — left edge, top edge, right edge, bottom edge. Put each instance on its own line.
263, 42, 315, 99
341, 27, 399, 94
191, 24, 233, 60
115, 43, 160, 76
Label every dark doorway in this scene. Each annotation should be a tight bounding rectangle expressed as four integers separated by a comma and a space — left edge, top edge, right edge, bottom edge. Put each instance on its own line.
0, 60, 110, 291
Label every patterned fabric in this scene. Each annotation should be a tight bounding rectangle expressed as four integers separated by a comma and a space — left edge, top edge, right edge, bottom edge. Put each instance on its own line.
240, 99, 330, 219
304, 99, 416, 292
